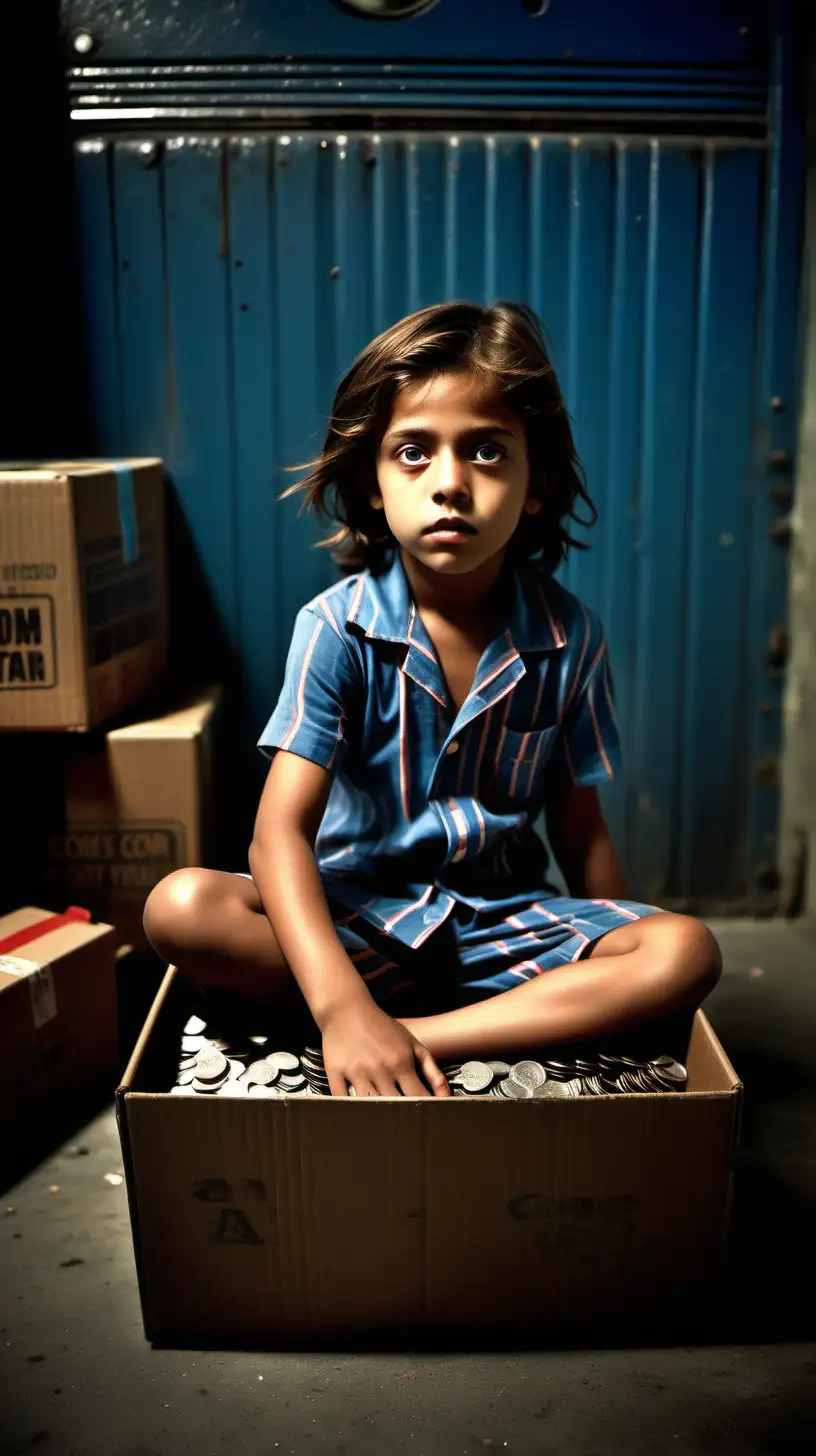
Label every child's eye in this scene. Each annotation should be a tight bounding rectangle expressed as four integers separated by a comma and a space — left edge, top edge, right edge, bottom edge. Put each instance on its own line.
395, 444, 429, 466
473, 443, 505, 464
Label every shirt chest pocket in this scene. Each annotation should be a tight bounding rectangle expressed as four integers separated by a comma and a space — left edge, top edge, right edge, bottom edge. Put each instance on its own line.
495, 725, 559, 802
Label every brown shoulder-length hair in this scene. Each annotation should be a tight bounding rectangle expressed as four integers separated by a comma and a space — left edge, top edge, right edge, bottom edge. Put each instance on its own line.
278, 300, 596, 577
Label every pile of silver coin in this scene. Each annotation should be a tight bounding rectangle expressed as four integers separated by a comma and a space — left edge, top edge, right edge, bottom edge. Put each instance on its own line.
170, 1019, 320, 1098
169, 1017, 687, 1098
440, 1053, 687, 1098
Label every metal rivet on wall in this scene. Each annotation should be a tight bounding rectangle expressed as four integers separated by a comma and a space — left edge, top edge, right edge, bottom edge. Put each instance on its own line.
137, 141, 161, 169
72, 30, 97, 55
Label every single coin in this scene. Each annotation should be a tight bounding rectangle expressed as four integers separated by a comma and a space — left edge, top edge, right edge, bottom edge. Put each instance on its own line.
176, 1068, 196, 1086
194, 1050, 229, 1084
533, 1081, 570, 1099
218, 1079, 249, 1097
500, 1079, 533, 1100
459, 1062, 494, 1094
191, 1078, 225, 1094
650, 1054, 676, 1068
243, 1059, 277, 1087
193, 1044, 221, 1065
184, 1014, 207, 1036
178, 1056, 198, 1072
510, 1061, 547, 1090
485, 1060, 511, 1077
248, 1083, 275, 1098
226, 1058, 245, 1081
170, 1084, 195, 1095
658, 1060, 687, 1083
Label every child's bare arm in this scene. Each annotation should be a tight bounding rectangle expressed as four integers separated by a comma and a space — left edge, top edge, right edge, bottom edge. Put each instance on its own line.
546, 784, 628, 899
248, 751, 373, 1025
249, 750, 450, 1098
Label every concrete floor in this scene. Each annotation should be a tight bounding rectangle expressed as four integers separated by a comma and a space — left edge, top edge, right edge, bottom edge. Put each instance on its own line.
1, 920, 815, 1456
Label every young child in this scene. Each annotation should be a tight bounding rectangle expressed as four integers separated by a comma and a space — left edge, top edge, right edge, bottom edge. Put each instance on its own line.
144, 301, 722, 1099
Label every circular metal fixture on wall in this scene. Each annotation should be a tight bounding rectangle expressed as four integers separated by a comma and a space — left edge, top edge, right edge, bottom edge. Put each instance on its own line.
330, 0, 440, 18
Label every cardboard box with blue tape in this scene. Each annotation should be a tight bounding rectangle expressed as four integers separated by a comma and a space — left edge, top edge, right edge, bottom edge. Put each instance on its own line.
0, 459, 167, 730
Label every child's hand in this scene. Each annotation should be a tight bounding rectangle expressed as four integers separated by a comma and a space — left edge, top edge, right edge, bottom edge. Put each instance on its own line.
320, 999, 451, 1098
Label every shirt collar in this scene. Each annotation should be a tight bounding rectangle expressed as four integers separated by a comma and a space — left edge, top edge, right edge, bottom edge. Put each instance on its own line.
346, 548, 567, 653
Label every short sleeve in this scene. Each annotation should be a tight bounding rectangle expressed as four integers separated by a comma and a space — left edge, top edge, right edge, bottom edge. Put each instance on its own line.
546, 620, 622, 789
257, 607, 359, 772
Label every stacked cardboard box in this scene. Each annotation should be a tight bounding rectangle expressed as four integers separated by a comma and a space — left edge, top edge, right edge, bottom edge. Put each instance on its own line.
0, 459, 223, 946
0, 459, 224, 1168
18, 685, 223, 948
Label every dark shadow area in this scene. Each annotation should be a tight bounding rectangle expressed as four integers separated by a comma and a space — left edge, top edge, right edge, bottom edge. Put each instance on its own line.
0, 1079, 116, 1201
708, 1032, 816, 1346
2, 2, 89, 461
163, 479, 258, 872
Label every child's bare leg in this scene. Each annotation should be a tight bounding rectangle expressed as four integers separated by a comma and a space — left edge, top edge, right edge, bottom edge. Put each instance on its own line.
143, 868, 307, 1017
396, 913, 722, 1062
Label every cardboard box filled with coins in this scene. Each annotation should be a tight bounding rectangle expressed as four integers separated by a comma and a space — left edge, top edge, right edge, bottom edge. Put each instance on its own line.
118, 966, 742, 1347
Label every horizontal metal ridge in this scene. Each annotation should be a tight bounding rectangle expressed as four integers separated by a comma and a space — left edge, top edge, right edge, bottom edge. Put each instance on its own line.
67, 58, 767, 118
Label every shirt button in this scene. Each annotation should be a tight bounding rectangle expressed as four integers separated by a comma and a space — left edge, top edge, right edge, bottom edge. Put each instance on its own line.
445, 741, 459, 755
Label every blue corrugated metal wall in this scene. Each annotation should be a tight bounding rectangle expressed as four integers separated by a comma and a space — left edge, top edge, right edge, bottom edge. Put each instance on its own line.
71, 116, 799, 906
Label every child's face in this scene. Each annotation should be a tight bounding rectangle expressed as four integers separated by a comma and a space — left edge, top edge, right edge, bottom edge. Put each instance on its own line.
372, 369, 540, 578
